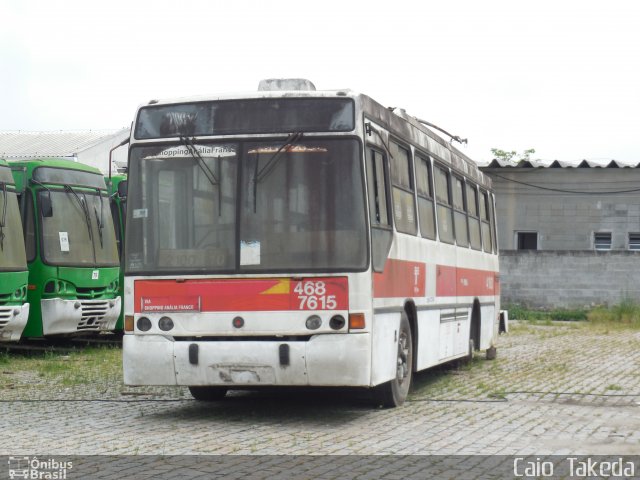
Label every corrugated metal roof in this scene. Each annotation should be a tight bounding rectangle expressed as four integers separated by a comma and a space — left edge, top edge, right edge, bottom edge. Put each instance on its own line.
0, 129, 129, 158
482, 159, 640, 168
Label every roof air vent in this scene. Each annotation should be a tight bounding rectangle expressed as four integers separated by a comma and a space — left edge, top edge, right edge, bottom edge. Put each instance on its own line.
258, 78, 316, 91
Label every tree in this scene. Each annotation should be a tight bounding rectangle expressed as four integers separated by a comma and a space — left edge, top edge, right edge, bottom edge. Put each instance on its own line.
490, 148, 536, 165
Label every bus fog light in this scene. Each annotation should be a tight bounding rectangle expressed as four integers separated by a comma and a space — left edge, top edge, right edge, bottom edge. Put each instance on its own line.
329, 315, 346, 330
305, 315, 322, 330
13, 309, 20, 316
137, 317, 152, 331
74, 301, 81, 309
158, 316, 174, 331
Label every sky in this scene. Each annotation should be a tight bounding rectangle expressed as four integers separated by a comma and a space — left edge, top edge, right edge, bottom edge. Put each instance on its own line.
1, 0, 639, 164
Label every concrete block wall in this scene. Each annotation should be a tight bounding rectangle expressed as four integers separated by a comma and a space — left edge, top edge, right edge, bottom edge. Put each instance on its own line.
500, 250, 640, 308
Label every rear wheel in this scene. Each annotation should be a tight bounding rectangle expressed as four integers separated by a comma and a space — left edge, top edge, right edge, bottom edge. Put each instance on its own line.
188, 386, 228, 401
374, 313, 413, 408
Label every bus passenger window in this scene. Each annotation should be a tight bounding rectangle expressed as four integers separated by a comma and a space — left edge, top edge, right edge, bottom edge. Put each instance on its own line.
480, 190, 493, 253
435, 166, 455, 244
366, 147, 393, 272
23, 193, 37, 262
466, 183, 482, 250
452, 176, 468, 247
389, 141, 417, 235
366, 148, 390, 227
415, 155, 436, 240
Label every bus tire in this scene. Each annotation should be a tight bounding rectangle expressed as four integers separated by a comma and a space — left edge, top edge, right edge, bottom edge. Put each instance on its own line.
374, 313, 413, 408
188, 386, 228, 401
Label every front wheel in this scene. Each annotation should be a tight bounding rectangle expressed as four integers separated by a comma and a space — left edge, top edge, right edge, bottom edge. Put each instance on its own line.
189, 386, 228, 401
374, 313, 413, 408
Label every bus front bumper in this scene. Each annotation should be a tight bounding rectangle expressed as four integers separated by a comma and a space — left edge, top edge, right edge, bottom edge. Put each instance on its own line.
41, 297, 121, 335
0, 304, 30, 342
123, 333, 372, 387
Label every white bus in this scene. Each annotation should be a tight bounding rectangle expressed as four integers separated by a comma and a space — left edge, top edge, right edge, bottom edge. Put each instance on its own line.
122, 79, 499, 407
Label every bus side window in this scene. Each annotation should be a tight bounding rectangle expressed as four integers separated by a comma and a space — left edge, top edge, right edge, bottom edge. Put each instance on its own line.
366, 147, 393, 272
480, 190, 493, 253
452, 175, 468, 247
490, 193, 498, 253
415, 155, 436, 240
23, 193, 37, 262
434, 166, 455, 244
389, 141, 417, 235
466, 182, 482, 250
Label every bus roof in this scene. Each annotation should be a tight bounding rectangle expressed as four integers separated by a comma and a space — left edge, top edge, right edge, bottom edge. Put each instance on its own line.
134, 83, 491, 189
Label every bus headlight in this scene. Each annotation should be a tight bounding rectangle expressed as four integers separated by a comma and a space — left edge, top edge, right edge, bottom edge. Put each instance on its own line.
137, 317, 152, 331
158, 316, 174, 332
329, 315, 346, 330
305, 315, 322, 330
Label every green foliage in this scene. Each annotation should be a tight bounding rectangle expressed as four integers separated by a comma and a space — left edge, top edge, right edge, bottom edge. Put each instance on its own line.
588, 298, 640, 326
490, 148, 536, 164
505, 304, 587, 322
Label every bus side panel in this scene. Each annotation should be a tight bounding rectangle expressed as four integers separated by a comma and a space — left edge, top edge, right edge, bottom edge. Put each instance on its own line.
123, 335, 177, 385
480, 304, 496, 350
415, 309, 440, 371
370, 312, 401, 387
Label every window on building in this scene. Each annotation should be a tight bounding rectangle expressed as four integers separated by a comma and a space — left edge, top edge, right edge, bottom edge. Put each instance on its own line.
594, 232, 612, 251
629, 233, 640, 251
516, 232, 538, 250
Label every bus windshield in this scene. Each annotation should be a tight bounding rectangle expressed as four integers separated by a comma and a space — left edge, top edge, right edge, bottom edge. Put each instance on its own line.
126, 138, 367, 273
0, 185, 27, 271
40, 189, 119, 267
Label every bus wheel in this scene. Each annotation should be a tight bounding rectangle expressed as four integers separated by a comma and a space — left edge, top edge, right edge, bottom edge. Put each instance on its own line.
374, 313, 413, 408
188, 386, 228, 401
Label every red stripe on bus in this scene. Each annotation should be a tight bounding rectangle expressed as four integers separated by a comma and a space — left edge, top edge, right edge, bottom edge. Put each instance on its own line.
134, 277, 348, 313
373, 259, 426, 298
436, 265, 499, 297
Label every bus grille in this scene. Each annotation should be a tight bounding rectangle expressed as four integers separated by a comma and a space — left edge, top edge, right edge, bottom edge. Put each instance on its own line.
0, 293, 11, 306
0, 306, 13, 329
78, 301, 111, 330
76, 287, 108, 299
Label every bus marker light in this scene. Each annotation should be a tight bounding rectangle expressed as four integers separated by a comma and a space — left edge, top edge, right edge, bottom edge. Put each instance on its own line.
232, 316, 244, 328
28, 284, 36, 291
305, 315, 321, 330
349, 313, 365, 330
124, 315, 134, 332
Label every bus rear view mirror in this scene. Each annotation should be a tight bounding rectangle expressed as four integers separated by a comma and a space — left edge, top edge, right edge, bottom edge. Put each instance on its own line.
40, 192, 53, 217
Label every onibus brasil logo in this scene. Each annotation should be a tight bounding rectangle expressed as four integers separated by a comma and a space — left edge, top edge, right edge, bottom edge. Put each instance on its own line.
8, 457, 73, 479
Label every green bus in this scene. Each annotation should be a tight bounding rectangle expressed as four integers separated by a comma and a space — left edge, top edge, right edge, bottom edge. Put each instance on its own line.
10, 158, 121, 337
106, 174, 127, 331
0, 159, 30, 341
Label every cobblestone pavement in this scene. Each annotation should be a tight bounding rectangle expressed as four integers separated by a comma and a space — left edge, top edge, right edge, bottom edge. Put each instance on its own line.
1, 322, 639, 457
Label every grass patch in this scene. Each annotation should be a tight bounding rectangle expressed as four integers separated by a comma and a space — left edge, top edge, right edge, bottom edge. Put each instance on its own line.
0, 346, 122, 391
505, 304, 588, 322
587, 298, 640, 327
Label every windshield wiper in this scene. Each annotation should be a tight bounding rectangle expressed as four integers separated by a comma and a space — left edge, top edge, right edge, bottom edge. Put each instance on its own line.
180, 136, 219, 185
252, 132, 303, 212
255, 132, 303, 183
93, 188, 104, 248
64, 185, 93, 244
0, 182, 6, 251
